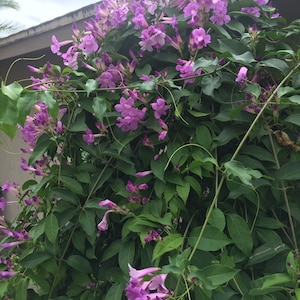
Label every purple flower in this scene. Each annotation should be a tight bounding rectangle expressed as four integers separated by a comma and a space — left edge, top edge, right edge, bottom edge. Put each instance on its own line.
189, 28, 211, 51
99, 199, 117, 209
97, 71, 116, 88
0, 270, 17, 279
0, 197, 6, 211
151, 98, 169, 119
115, 97, 147, 132
144, 229, 162, 242
97, 210, 111, 232
136, 171, 152, 178
183, 2, 200, 26
2, 181, 20, 197
254, 0, 268, 4
210, 2, 231, 25
236, 66, 248, 85
50, 35, 72, 55
126, 264, 171, 300
128, 264, 160, 280
241, 7, 261, 17
83, 129, 95, 145
176, 59, 201, 84
139, 25, 166, 52
79, 35, 99, 53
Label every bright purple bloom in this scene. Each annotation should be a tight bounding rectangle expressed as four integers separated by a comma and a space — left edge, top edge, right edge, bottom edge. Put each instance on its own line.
151, 98, 169, 119
236, 66, 248, 85
183, 2, 200, 26
99, 199, 117, 209
126, 264, 171, 300
79, 34, 99, 53
0, 197, 6, 211
210, 1, 231, 25
2, 181, 20, 197
136, 171, 152, 177
115, 97, 147, 132
176, 59, 201, 84
0, 270, 17, 279
82, 129, 105, 145
241, 7, 261, 17
50, 35, 72, 55
189, 28, 211, 51
126, 181, 148, 194
139, 25, 166, 52
144, 229, 162, 242
97, 210, 111, 232
254, 0, 268, 4
97, 71, 116, 88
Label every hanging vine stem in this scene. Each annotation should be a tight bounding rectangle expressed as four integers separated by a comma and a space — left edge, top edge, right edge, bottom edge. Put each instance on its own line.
187, 62, 300, 262
267, 126, 298, 250
48, 157, 113, 299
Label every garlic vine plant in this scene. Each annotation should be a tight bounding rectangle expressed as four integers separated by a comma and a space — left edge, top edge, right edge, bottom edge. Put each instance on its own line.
0, 1, 300, 299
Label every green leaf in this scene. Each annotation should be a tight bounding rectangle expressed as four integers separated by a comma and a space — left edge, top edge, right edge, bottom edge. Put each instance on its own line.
66, 255, 93, 273
224, 160, 262, 187
85, 79, 98, 96
79, 209, 96, 237
92, 96, 107, 122
118, 240, 135, 274
188, 225, 232, 251
258, 58, 289, 73
288, 95, 300, 104
261, 273, 291, 289
101, 239, 123, 262
285, 114, 300, 126
29, 134, 55, 165
153, 234, 184, 261
201, 264, 239, 287
194, 57, 219, 73
230, 52, 255, 65
247, 243, 289, 266
15, 278, 28, 300
244, 83, 261, 99
45, 213, 59, 244
19, 252, 52, 268
208, 208, 225, 232
1, 81, 23, 101
227, 213, 253, 256
39, 91, 59, 118
151, 153, 168, 182
201, 75, 222, 96
176, 180, 190, 204
59, 176, 84, 195
104, 283, 124, 300
0, 281, 9, 298
275, 161, 300, 180
17, 92, 39, 126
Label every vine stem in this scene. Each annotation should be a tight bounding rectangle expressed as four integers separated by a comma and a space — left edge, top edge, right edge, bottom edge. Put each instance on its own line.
48, 158, 112, 299
268, 127, 298, 250
187, 62, 300, 262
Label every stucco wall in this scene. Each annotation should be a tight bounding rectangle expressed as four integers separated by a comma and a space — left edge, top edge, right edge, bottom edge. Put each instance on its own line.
0, 131, 29, 222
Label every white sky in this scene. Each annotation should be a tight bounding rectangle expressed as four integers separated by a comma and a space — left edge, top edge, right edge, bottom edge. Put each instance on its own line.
0, 0, 99, 37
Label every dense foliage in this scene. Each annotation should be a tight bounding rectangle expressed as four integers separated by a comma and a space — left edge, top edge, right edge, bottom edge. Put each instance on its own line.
1, 0, 300, 299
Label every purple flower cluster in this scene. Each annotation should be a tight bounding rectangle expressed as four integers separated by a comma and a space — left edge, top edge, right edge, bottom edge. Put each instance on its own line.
183, 0, 230, 27
1, 228, 30, 249
144, 229, 162, 243
126, 264, 171, 300
0, 256, 17, 279
115, 96, 147, 132
19, 103, 63, 149
176, 59, 202, 84
126, 180, 148, 204
97, 199, 129, 234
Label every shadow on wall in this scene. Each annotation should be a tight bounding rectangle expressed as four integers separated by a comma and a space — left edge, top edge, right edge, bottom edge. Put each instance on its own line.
273, 0, 299, 22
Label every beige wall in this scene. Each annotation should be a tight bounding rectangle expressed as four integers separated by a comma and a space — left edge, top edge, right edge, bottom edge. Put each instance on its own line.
0, 131, 29, 222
